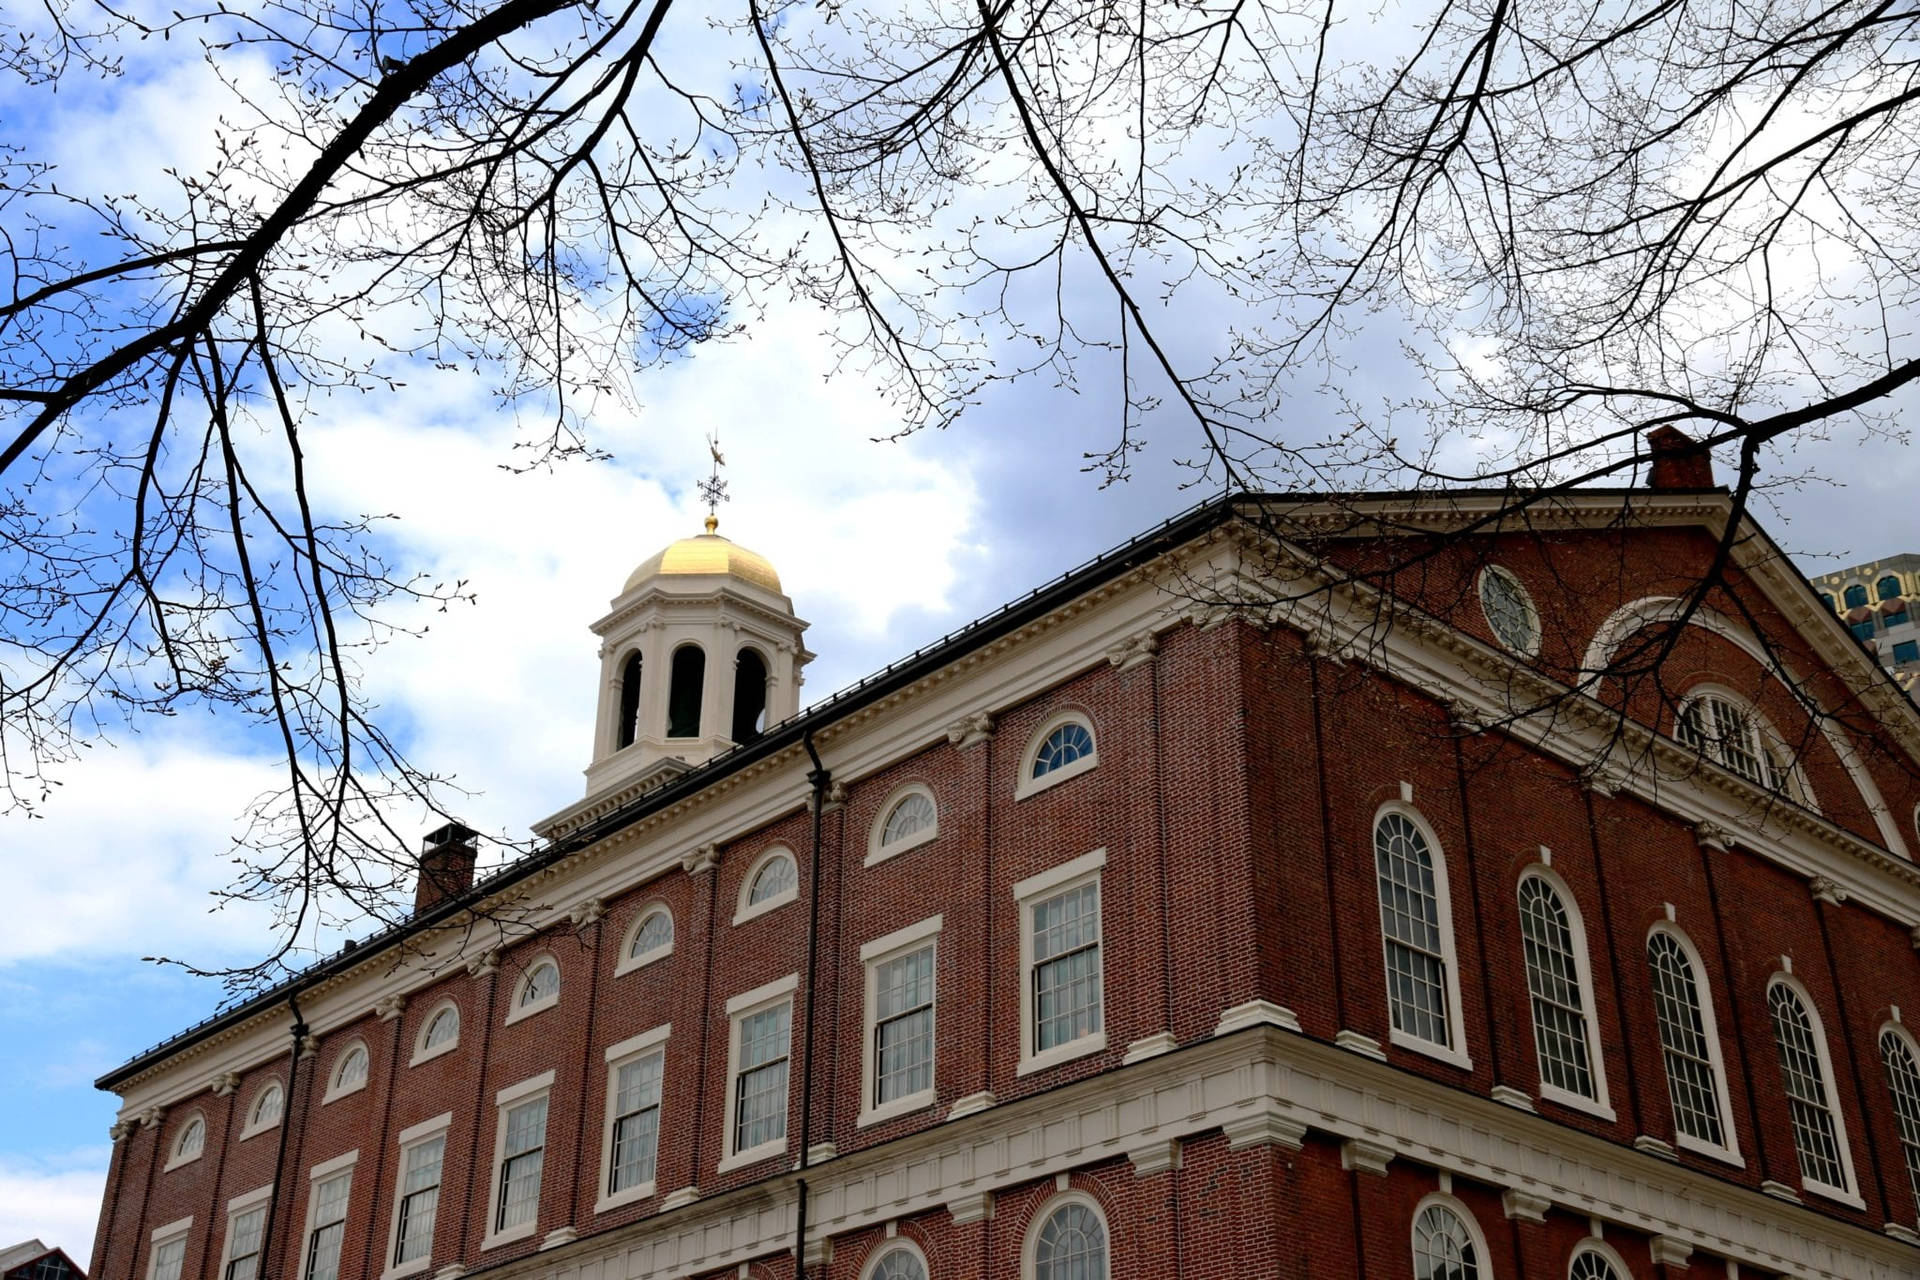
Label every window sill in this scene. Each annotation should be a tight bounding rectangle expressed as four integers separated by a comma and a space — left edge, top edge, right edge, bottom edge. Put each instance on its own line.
409, 1039, 459, 1068
858, 1092, 936, 1129
613, 948, 672, 978
1674, 1133, 1745, 1168
236, 1120, 279, 1143
479, 1221, 537, 1253
1013, 753, 1098, 801
866, 827, 939, 867
1538, 1085, 1616, 1123
733, 888, 798, 926
1805, 1181, 1866, 1211
717, 1139, 787, 1175
593, 1180, 656, 1216
1388, 1029, 1473, 1072
320, 1080, 367, 1106
503, 993, 558, 1027
161, 1151, 201, 1173
379, 1256, 432, 1280
1017, 1032, 1106, 1078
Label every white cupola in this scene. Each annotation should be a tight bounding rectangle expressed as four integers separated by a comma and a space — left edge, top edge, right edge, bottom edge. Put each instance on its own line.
583, 514, 811, 798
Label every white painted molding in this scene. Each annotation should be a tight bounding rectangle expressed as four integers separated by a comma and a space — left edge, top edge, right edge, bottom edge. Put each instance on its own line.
946, 1190, 993, 1224
1126, 1137, 1181, 1176
1123, 1032, 1179, 1064
1650, 1235, 1695, 1267
1491, 1085, 1536, 1113
1333, 1029, 1387, 1060
946, 1091, 995, 1120
1220, 1101, 1306, 1152
1214, 1000, 1302, 1037
1341, 1138, 1395, 1176
1503, 1189, 1552, 1222
1634, 1135, 1679, 1161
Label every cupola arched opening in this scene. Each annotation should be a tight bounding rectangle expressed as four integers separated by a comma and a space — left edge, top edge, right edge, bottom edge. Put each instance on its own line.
667, 644, 706, 739
732, 647, 769, 744
616, 651, 643, 750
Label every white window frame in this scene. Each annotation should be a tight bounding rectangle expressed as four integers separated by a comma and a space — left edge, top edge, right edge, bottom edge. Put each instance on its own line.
237, 1080, 285, 1141
217, 1183, 274, 1280
860, 1237, 931, 1280
718, 973, 798, 1172
1673, 684, 1815, 808
1016, 848, 1107, 1076
380, 1110, 452, 1280
734, 846, 800, 924
1767, 973, 1862, 1206
1881, 1019, 1920, 1226
503, 953, 562, 1026
866, 783, 941, 866
321, 1039, 371, 1104
1568, 1238, 1631, 1280
1021, 1189, 1111, 1280
295, 1149, 359, 1280
1477, 563, 1541, 657
1646, 923, 1742, 1165
164, 1110, 208, 1171
596, 1022, 671, 1213
1014, 711, 1100, 801
614, 903, 675, 976
481, 1070, 555, 1250
858, 914, 942, 1127
146, 1216, 193, 1280
410, 999, 461, 1066
1515, 866, 1613, 1119
1409, 1192, 1494, 1280
1373, 803, 1472, 1070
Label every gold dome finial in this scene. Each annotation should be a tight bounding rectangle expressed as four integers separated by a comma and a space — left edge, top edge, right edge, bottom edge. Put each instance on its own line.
704, 513, 718, 534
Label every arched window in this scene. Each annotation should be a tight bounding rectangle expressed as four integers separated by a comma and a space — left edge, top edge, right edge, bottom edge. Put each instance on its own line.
513, 957, 561, 1016
413, 1001, 461, 1065
731, 648, 769, 745
1767, 978, 1855, 1196
1411, 1198, 1485, 1280
1819, 592, 1836, 613
1568, 1243, 1627, 1280
1517, 872, 1607, 1110
1845, 583, 1870, 608
1879, 1026, 1920, 1217
1478, 564, 1540, 656
1646, 928, 1736, 1154
667, 644, 705, 739
169, 1113, 206, 1168
863, 1243, 929, 1280
1674, 691, 1792, 793
1027, 1195, 1108, 1280
1017, 713, 1099, 798
1881, 575, 1904, 601
869, 785, 939, 864
616, 651, 642, 750
324, 1041, 369, 1102
619, 905, 674, 973
736, 848, 799, 923
241, 1081, 284, 1138
1374, 809, 1466, 1059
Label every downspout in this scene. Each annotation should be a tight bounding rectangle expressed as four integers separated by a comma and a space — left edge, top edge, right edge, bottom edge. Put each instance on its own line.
793, 729, 831, 1280
259, 993, 307, 1280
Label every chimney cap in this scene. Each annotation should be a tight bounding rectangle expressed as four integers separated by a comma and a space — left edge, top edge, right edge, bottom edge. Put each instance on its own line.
422, 821, 478, 850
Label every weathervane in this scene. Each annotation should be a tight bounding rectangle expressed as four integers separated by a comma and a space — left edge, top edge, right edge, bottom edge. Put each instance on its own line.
698, 433, 728, 534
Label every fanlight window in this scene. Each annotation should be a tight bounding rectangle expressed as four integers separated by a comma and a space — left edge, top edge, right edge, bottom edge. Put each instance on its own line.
1646, 931, 1727, 1148
335, 1044, 369, 1090
1032, 1200, 1107, 1280
867, 1247, 928, 1280
174, 1116, 205, 1162
1569, 1248, 1622, 1280
1411, 1203, 1479, 1280
1879, 1029, 1920, 1214
882, 792, 937, 847
1032, 721, 1095, 779
520, 960, 560, 1007
423, 1005, 459, 1050
748, 852, 797, 906
1768, 982, 1850, 1192
251, 1082, 284, 1129
1674, 693, 1789, 792
629, 909, 673, 962
1375, 812, 1454, 1049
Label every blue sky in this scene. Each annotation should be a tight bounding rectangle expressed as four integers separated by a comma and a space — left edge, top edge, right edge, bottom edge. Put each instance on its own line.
6, 0, 1920, 1263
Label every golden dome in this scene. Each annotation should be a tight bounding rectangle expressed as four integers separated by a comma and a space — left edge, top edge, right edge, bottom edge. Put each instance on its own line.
624, 520, 782, 594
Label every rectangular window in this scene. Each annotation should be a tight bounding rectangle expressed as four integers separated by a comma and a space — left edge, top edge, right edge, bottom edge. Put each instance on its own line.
1016, 849, 1108, 1075
1895, 640, 1919, 664
497, 1097, 548, 1231
609, 1053, 664, 1192
858, 915, 942, 1126
734, 1002, 791, 1153
224, 1207, 266, 1280
394, 1134, 445, 1265
1852, 619, 1878, 642
303, 1170, 352, 1280
147, 1222, 192, 1280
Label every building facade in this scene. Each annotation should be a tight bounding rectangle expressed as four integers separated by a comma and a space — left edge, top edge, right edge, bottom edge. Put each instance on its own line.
89, 476, 1920, 1280
1808, 555, 1920, 688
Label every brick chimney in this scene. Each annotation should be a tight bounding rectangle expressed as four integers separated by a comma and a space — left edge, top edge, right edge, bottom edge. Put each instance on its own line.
414, 821, 478, 915
1645, 425, 1716, 490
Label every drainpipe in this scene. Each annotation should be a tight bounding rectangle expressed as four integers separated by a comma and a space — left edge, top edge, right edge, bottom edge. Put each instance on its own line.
259, 993, 307, 1280
793, 730, 831, 1279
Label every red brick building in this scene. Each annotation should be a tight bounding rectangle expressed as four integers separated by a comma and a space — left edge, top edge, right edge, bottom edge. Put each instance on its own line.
90, 480, 1920, 1280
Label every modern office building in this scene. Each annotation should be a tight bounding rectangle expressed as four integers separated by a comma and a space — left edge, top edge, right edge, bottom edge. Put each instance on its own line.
1809, 555, 1920, 689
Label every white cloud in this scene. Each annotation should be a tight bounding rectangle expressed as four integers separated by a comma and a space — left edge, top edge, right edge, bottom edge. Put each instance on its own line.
0, 1149, 107, 1266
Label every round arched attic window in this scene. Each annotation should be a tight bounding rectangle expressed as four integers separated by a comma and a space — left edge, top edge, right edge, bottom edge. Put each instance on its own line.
167, 1113, 206, 1168
506, 957, 561, 1023
617, 905, 674, 975
1478, 564, 1540, 656
324, 1041, 370, 1102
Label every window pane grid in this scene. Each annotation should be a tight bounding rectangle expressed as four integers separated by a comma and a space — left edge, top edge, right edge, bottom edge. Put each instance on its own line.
395, 1134, 444, 1264
1769, 985, 1848, 1189
305, 1171, 350, 1280
1411, 1204, 1479, 1280
1034, 1203, 1107, 1280
1880, 1031, 1920, 1215
1677, 696, 1785, 790
882, 793, 936, 845
497, 1096, 547, 1231
1569, 1250, 1621, 1280
610, 1053, 664, 1192
734, 1002, 791, 1152
1646, 933, 1726, 1147
150, 1239, 185, 1280
225, 1207, 264, 1280
1376, 814, 1452, 1046
1517, 878, 1596, 1099
749, 855, 796, 905
874, 946, 935, 1104
630, 912, 672, 959
424, 1009, 458, 1048
1033, 722, 1094, 778
1032, 884, 1101, 1053
870, 1248, 928, 1280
